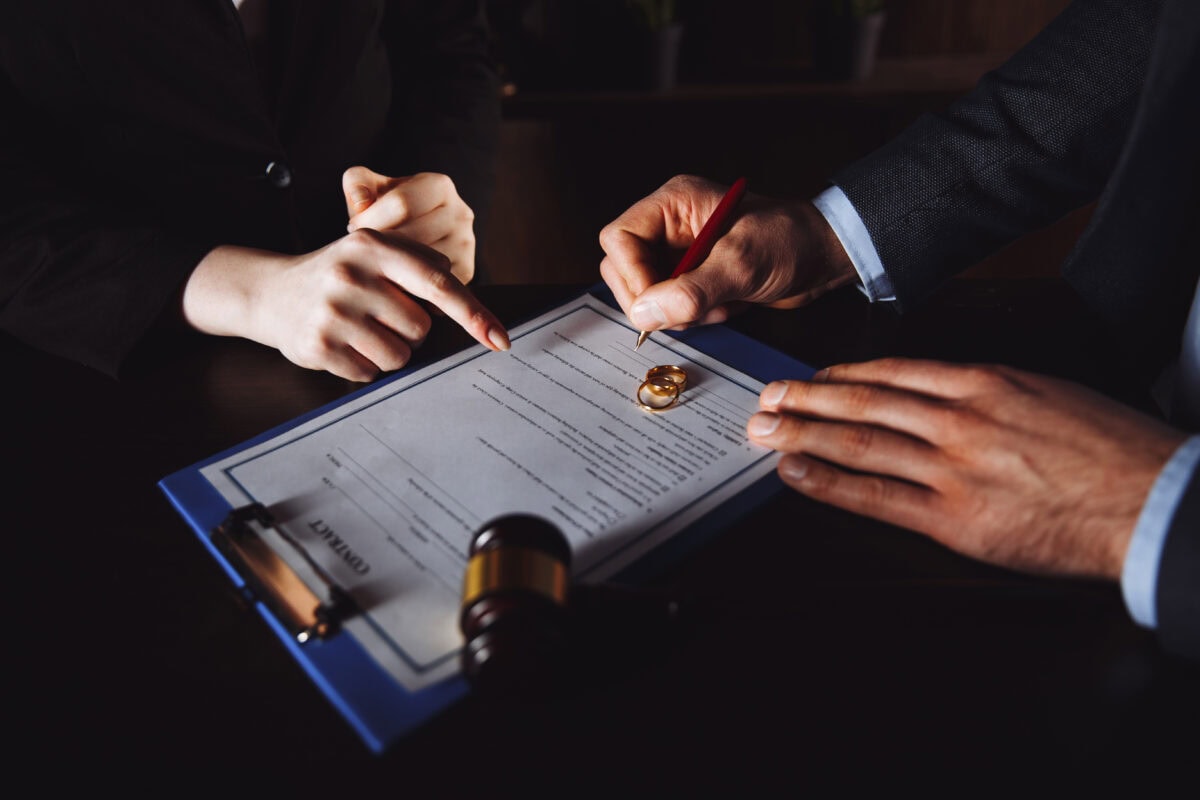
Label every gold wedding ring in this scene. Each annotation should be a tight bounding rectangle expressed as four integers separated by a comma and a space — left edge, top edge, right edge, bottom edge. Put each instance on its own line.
637, 376, 680, 412
636, 365, 689, 412
646, 364, 688, 392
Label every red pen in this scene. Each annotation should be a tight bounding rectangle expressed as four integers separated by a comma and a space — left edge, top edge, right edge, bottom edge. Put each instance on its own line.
634, 176, 748, 350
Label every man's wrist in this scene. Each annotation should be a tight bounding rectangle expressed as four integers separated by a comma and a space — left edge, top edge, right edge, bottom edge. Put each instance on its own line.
1121, 435, 1200, 629
812, 186, 896, 303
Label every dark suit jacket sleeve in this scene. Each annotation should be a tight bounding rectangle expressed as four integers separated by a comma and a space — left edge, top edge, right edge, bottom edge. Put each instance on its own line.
830, 0, 1163, 311
1156, 460, 1200, 660
0, 69, 215, 379
0, 1, 502, 377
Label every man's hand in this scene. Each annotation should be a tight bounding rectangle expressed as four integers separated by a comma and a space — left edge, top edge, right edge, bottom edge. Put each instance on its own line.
746, 358, 1187, 580
343, 167, 478, 285
598, 174, 858, 334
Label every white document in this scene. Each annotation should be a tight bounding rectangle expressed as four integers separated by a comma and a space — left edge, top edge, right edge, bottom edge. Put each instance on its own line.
200, 293, 780, 691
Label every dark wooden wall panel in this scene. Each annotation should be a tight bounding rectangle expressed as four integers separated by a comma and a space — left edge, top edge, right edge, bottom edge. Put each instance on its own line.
482, 0, 1084, 285
879, 0, 1073, 56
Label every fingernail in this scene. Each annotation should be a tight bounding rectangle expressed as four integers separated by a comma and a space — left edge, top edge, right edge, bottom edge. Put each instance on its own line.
348, 184, 372, 212
780, 458, 809, 481
630, 299, 667, 329
488, 328, 511, 351
747, 412, 781, 437
812, 368, 830, 383
760, 381, 786, 407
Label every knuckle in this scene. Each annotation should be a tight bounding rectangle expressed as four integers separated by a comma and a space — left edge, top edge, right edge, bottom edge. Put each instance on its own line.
838, 424, 876, 458
384, 354, 411, 373
310, 305, 348, 336
598, 256, 620, 283
857, 474, 892, 512
843, 384, 882, 416
935, 406, 975, 443
463, 308, 491, 336
598, 223, 623, 251
346, 364, 378, 383
342, 226, 382, 252
963, 364, 1011, 392
290, 335, 334, 370
799, 462, 838, 495
411, 313, 433, 340
945, 400, 972, 426
384, 192, 410, 220
667, 174, 702, 193
324, 259, 364, 290
379, 345, 412, 373
423, 267, 456, 296
871, 357, 909, 377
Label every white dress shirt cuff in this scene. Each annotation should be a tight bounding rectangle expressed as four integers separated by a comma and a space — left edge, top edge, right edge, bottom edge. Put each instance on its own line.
1121, 435, 1200, 628
812, 186, 896, 303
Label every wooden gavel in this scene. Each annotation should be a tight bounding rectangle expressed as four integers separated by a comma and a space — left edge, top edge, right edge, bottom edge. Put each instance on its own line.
459, 513, 687, 698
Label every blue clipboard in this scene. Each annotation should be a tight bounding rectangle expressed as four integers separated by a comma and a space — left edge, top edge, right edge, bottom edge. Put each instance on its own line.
157, 284, 814, 754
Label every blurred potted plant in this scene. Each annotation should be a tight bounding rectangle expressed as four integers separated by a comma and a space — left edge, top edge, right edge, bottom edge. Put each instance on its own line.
625, 0, 685, 90
626, 0, 678, 31
811, 0, 887, 81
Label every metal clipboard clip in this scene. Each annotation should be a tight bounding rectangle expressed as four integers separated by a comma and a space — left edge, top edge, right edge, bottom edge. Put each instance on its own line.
212, 503, 357, 643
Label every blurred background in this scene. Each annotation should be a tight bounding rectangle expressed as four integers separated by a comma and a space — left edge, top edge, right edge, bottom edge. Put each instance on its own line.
479, 0, 1089, 285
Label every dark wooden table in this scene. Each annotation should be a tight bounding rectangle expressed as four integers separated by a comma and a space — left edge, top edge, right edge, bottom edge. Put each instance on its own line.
8, 279, 1197, 793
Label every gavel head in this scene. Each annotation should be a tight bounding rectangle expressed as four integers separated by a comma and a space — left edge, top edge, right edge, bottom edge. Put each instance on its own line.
459, 514, 573, 697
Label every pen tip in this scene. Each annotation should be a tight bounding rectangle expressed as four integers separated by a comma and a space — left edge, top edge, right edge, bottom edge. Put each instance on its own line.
634, 330, 649, 350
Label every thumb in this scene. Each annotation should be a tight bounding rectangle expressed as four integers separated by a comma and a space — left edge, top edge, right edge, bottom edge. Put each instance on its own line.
342, 165, 388, 219
628, 258, 747, 332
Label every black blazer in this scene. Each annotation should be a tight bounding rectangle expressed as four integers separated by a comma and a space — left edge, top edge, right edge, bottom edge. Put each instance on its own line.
835, 0, 1199, 660
0, 0, 500, 377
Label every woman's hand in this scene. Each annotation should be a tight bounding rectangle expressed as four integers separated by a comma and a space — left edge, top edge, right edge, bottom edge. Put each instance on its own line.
343, 167, 478, 285
183, 232, 508, 382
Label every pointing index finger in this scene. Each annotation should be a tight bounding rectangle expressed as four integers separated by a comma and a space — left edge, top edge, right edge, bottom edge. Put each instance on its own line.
374, 233, 510, 352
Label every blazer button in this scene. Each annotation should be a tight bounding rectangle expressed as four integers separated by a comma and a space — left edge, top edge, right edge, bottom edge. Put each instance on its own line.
265, 160, 293, 189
